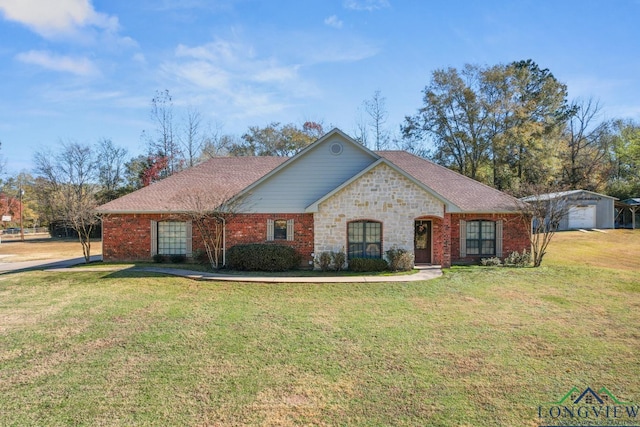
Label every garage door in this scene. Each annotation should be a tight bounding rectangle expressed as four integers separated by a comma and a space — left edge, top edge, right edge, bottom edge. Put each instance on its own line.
568, 205, 596, 229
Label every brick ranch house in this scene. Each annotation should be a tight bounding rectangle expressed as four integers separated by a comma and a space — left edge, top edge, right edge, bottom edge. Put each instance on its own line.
97, 129, 530, 268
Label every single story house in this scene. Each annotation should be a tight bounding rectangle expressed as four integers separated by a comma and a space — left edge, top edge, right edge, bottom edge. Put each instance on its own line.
97, 129, 530, 268
521, 190, 615, 231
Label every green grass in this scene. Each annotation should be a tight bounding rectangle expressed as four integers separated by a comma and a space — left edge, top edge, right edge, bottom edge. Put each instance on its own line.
74, 261, 421, 276
1, 230, 639, 426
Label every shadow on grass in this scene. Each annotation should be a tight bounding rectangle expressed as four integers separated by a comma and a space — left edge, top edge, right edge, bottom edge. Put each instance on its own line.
101, 266, 180, 280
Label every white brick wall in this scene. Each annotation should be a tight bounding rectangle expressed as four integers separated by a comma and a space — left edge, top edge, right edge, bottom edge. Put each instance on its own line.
314, 163, 444, 256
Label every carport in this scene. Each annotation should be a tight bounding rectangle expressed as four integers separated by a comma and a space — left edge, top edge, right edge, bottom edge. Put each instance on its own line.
615, 198, 640, 229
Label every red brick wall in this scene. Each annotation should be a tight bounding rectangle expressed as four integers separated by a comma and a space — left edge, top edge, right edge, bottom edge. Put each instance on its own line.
103, 212, 528, 268
102, 213, 166, 261
449, 213, 530, 265
225, 213, 315, 266
102, 213, 315, 265
415, 215, 446, 266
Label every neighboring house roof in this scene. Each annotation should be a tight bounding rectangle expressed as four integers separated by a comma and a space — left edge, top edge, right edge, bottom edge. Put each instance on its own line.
97, 129, 523, 214
622, 198, 640, 206
521, 189, 617, 202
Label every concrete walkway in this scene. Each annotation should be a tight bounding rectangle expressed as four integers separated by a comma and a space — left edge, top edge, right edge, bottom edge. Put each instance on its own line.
2, 256, 442, 283
116, 265, 443, 283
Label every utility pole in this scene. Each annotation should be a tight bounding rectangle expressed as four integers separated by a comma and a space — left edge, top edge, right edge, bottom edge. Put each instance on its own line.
19, 188, 24, 242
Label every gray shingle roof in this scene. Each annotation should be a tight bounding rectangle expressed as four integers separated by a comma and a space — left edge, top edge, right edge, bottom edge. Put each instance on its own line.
98, 150, 521, 214
97, 156, 288, 213
376, 151, 521, 212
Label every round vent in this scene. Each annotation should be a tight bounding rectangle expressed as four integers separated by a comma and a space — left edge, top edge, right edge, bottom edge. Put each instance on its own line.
330, 142, 343, 155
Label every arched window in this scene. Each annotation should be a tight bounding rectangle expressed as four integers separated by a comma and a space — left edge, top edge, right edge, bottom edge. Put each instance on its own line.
348, 221, 382, 259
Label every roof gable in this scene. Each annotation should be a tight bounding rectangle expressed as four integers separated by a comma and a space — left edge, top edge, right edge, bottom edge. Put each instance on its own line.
234, 129, 380, 213
306, 158, 457, 212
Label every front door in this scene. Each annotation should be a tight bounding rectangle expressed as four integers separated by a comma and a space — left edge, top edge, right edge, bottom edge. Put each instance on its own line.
414, 220, 431, 264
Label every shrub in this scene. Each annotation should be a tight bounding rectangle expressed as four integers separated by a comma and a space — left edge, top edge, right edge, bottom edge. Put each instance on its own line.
315, 250, 347, 272
152, 254, 164, 263
348, 257, 388, 272
481, 257, 502, 266
316, 251, 332, 272
191, 249, 209, 264
332, 250, 346, 272
169, 254, 186, 263
504, 250, 531, 267
226, 244, 302, 271
385, 246, 414, 271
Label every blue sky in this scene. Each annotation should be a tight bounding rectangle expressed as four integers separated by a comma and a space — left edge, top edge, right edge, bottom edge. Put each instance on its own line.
1, 0, 639, 175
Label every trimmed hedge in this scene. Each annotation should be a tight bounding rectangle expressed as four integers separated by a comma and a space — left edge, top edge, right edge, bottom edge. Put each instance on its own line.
226, 243, 302, 271
348, 257, 389, 272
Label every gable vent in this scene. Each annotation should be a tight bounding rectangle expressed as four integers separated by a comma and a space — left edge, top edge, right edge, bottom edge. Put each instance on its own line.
330, 142, 343, 155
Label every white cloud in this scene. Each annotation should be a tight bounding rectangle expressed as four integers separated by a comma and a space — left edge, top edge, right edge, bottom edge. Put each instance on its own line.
343, 0, 390, 11
0, 0, 119, 39
16, 50, 99, 76
170, 39, 303, 87
324, 15, 343, 29
132, 53, 147, 64
162, 38, 318, 120
164, 60, 231, 91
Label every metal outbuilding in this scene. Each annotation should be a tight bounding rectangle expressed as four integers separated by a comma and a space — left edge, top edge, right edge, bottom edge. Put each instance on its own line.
521, 190, 616, 230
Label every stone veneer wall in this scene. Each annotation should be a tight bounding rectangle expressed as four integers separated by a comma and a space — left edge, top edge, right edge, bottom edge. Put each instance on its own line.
314, 163, 444, 261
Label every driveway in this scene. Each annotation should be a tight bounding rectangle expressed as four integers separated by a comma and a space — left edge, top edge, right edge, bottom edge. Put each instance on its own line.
0, 256, 102, 274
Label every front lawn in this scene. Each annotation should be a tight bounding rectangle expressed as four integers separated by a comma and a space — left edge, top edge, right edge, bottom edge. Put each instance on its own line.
0, 230, 638, 426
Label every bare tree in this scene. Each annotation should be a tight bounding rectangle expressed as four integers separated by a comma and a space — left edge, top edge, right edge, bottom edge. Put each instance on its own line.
181, 107, 204, 167
352, 108, 369, 147
145, 89, 183, 176
170, 189, 247, 269
561, 98, 611, 190
200, 126, 234, 160
364, 90, 390, 150
517, 184, 571, 267
95, 138, 128, 203
34, 142, 99, 262
0, 140, 5, 177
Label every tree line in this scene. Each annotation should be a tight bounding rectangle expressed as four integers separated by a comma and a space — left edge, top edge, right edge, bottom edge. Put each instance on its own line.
0, 59, 638, 262
400, 60, 639, 199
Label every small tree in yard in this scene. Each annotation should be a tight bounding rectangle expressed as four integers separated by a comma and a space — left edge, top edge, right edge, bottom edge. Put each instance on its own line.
172, 189, 246, 269
516, 184, 571, 267
34, 142, 99, 263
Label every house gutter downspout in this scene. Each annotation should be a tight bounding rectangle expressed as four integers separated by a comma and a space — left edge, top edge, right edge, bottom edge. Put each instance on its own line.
222, 217, 226, 267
